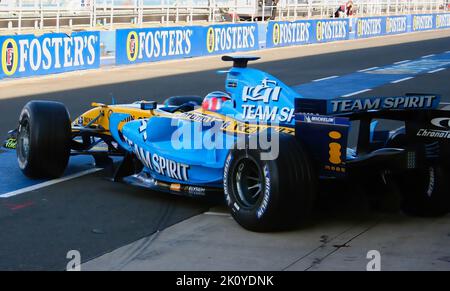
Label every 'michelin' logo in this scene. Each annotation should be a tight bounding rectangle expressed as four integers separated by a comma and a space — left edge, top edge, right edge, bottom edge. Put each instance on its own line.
2, 38, 18, 76
126, 31, 139, 62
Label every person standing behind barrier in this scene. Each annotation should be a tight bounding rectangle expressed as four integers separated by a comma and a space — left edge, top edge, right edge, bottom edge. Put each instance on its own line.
346, 0, 354, 16
271, 0, 279, 20
334, 5, 346, 18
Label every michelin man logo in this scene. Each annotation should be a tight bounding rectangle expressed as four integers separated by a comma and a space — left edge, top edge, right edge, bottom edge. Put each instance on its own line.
242, 78, 281, 103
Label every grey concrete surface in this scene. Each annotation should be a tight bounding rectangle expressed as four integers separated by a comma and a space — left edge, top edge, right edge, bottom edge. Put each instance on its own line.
83, 206, 450, 271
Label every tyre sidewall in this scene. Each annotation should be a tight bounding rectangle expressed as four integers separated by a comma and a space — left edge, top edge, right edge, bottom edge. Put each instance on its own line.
399, 165, 450, 216
224, 149, 281, 231
17, 107, 32, 172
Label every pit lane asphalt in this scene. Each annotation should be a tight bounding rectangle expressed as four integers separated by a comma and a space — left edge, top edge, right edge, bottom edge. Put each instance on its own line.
0, 31, 449, 270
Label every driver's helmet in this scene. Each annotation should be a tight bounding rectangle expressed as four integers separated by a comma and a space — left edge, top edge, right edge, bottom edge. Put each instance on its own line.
202, 91, 231, 111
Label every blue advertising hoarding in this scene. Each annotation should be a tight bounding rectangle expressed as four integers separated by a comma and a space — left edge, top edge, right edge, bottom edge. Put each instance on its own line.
412, 14, 435, 31
266, 18, 349, 48
0, 31, 100, 79
315, 19, 350, 43
204, 23, 258, 55
266, 20, 313, 48
356, 16, 386, 38
436, 13, 450, 29
386, 15, 408, 35
116, 26, 201, 65
116, 23, 259, 65
267, 13, 450, 49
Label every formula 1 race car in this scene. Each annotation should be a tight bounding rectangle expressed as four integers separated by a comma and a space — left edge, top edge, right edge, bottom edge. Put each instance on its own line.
4, 56, 450, 231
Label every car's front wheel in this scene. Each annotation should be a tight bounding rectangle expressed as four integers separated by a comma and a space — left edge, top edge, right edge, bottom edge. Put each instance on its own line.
17, 101, 71, 178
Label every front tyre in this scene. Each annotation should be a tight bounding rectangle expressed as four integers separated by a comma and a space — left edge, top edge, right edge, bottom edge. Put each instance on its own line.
224, 134, 316, 232
17, 101, 71, 178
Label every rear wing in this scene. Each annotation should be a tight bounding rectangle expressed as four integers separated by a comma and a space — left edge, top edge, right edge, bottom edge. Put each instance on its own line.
294, 95, 450, 179
296, 94, 441, 116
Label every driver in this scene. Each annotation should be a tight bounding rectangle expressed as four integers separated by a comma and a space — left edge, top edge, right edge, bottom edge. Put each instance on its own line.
202, 91, 232, 111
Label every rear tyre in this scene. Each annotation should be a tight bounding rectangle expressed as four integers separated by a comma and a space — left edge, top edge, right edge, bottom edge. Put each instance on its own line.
384, 130, 450, 216
17, 101, 71, 178
223, 133, 316, 232
394, 166, 450, 217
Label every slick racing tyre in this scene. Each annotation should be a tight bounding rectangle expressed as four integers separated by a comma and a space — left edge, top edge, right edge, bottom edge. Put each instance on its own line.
163, 96, 203, 107
17, 101, 71, 178
384, 129, 450, 217
223, 133, 317, 232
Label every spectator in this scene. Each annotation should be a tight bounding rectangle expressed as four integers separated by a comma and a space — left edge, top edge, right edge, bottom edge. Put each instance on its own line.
346, 0, 354, 16
271, 0, 279, 20
334, 5, 346, 18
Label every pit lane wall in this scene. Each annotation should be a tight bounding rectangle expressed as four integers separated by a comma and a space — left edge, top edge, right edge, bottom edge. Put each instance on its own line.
1, 13, 450, 80
266, 13, 450, 48
115, 23, 259, 65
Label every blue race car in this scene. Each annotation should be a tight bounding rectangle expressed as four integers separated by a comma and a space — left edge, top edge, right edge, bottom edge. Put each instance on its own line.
5, 56, 450, 231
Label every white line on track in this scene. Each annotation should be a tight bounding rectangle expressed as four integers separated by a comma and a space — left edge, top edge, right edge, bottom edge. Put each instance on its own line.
357, 67, 379, 72
204, 212, 231, 217
312, 75, 339, 82
421, 54, 435, 58
341, 88, 372, 97
394, 60, 410, 64
428, 68, 446, 74
0, 168, 102, 198
391, 77, 414, 84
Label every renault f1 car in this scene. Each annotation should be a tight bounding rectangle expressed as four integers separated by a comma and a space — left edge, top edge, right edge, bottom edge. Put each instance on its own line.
4, 56, 450, 231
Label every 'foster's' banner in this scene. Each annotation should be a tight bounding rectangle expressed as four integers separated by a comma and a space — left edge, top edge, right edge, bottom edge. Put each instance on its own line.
266, 18, 349, 48
412, 14, 435, 31
116, 23, 258, 65
385, 15, 408, 35
356, 16, 386, 38
0, 31, 100, 79
315, 19, 349, 42
436, 13, 450, 29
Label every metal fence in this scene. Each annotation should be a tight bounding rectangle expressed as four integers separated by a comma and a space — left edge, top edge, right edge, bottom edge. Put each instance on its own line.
0, 0, 448, 33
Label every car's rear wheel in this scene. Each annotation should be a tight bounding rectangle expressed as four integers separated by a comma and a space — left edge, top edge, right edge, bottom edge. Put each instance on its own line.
224, 133, 317, 232
17, 101, 71, 178
383, 130, 450, 216
392, 166, 450, 217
